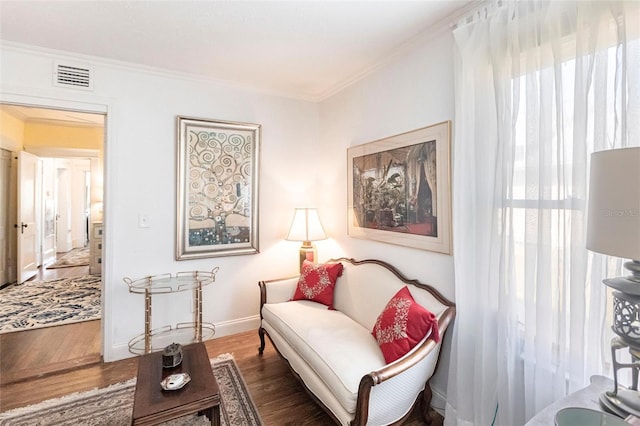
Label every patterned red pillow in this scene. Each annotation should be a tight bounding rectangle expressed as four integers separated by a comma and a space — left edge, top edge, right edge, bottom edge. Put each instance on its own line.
291, 261, 344, 309
372, 286, 440, 364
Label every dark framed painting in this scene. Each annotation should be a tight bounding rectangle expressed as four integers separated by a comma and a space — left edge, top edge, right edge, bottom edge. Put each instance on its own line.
176, 116, 261, 260
347, 121, 452, 255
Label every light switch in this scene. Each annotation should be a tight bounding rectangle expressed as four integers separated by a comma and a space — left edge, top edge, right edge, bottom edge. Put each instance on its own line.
138, 213, 150, 228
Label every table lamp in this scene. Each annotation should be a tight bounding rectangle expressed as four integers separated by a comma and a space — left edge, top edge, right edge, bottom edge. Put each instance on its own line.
286, 208, 327, 271
586, 146, 640, 417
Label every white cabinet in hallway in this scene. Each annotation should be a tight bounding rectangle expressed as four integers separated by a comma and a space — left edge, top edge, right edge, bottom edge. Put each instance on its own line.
90, 222, 102, 275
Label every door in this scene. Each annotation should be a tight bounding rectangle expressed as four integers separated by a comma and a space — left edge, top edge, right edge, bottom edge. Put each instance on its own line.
0, 149, 13, 285
17, 151, 39, 284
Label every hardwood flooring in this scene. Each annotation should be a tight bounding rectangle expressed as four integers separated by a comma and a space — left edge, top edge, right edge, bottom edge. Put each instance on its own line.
0, 264, 102, 385
0, 327, 438, 425
34, 262, 91, 281
0, 320, 101, 385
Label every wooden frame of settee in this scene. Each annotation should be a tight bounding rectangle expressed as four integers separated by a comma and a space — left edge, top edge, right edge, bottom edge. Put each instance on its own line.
258, 257, 456, 426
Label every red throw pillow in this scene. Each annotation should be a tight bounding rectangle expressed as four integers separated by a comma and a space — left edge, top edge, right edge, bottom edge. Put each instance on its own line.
291, 261, 344, 309
372, 286, 440, 364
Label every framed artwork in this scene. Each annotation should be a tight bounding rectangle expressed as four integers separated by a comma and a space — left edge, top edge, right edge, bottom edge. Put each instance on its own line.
347, 121, 452, 255
176, 116, 261, 260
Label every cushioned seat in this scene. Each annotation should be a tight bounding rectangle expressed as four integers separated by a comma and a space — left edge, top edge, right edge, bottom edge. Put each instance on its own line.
262, 300, 386, 413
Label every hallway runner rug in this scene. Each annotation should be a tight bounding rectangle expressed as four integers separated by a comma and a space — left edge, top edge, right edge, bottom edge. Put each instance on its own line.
0, 275, 100, 334
0, 354, 263, 426
46, 247, 90, 269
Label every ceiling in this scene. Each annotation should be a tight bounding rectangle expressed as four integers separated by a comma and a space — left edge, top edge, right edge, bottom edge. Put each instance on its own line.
1, 105, 104, 127
0, 104, 104, 158
0, 0, 475, 102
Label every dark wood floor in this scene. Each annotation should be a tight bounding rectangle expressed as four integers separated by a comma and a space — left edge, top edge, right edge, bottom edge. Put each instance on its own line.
0, 264, 102, 385
32, 259, 91, 281
0, 320, 101, 385
0, 325, 436, 425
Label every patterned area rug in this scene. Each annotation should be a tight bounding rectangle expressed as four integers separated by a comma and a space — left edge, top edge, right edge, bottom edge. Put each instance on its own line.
0, 354, 262, 426
47, 247, 90, 269
0, 275, 101, 334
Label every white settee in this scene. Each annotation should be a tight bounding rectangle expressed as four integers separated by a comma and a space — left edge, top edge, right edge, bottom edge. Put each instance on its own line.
258, 258, 456, 425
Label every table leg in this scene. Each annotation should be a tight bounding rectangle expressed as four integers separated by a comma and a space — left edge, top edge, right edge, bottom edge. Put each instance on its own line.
212, 405, 220, 426
198, 406, 219, 426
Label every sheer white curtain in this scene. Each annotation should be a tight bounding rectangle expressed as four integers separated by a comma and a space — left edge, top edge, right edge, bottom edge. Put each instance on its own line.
445, 1, 640, 425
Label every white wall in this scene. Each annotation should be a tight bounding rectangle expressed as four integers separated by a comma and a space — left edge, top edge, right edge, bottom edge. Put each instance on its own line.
1, 44, 322, 361
318, 30, 456, 411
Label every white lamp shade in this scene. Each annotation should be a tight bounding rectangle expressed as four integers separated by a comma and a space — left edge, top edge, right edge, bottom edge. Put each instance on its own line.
586, 147, 640, 260
286, 208, 327, 242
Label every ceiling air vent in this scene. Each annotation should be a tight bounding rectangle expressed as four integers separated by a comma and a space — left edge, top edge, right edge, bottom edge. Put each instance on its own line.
53, 61, 94, 90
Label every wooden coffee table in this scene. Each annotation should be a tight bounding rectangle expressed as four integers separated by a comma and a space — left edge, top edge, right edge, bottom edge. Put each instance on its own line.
131, 342, 220, 425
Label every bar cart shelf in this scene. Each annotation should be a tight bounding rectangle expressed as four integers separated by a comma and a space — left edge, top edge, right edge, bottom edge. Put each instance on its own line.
124, 268, 219, 354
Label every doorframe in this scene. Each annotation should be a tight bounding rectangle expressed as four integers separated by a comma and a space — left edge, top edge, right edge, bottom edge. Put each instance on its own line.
55, 163, 72, 253
1, 90, 115, 360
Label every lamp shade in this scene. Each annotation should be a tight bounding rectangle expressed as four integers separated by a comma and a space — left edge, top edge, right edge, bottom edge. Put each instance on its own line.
586, 147, 640, 260
286, 208, 327, 242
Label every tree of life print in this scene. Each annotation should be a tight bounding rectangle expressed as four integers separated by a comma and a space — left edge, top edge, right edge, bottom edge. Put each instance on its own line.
187, 129, 252, 247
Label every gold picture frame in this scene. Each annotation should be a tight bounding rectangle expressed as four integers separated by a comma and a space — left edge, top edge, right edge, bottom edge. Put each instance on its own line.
176, 116, 261, 260
347, 121, 452, 255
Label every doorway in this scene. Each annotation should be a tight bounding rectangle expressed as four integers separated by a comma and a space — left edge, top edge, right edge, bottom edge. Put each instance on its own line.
0, 103, 105, 383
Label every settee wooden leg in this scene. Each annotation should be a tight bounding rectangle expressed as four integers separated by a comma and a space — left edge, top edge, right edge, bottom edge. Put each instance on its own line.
420, 384, 441, 425
258, 327, 266, 355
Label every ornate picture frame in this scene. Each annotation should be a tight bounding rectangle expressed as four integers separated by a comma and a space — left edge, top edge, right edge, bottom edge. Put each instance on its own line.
347, 121, 452, 255
176, 116, 261, 260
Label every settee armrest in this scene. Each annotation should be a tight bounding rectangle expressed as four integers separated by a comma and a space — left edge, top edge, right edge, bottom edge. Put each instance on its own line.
353, 306, 456, 425
258, 276, 299, 356
370, 306, 455, 385
258, 276, 299, 307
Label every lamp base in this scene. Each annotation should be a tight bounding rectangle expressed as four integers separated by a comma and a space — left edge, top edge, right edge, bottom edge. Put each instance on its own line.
298, 242, 317, 272
603, 337, 640, 418
600, 389, 640, 418
625, 260, 640, 282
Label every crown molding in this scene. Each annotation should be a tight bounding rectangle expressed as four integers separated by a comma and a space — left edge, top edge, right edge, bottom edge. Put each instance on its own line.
0, 40, 318, 103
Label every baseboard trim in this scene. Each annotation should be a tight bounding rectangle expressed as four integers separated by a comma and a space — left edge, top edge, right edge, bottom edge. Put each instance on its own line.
0, 281, 16, 290
215, 315, 261, 337
105, 315, 261, 362
431, 386, 447, 417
